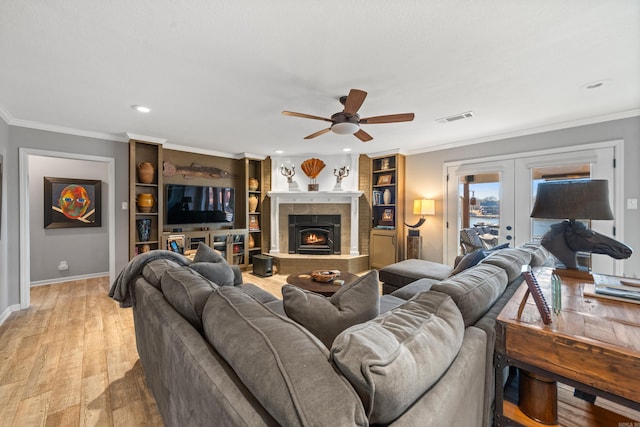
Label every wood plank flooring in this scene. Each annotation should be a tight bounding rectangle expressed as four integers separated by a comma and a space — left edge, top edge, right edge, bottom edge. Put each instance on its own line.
1, 273, 638, 426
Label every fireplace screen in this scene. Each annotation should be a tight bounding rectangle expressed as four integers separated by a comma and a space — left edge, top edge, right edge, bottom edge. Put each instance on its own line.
288, 214, 341, 255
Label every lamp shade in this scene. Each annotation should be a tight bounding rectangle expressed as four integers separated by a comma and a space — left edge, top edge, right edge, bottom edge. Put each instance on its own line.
413, 199, 435, 216
530, 179, 613, 220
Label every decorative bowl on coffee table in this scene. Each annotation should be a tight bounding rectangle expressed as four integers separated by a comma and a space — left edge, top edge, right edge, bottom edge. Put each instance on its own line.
311, 270, 341, 283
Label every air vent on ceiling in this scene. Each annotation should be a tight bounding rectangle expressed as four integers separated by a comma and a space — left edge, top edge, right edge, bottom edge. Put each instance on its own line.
436, 111, 475, 124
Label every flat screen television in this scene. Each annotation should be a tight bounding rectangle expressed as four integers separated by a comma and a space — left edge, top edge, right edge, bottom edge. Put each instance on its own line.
166, 184, 235, 225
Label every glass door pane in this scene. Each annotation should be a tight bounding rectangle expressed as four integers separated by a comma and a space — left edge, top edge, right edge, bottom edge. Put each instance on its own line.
531, 164, 591, 270
445, 160, 515, 265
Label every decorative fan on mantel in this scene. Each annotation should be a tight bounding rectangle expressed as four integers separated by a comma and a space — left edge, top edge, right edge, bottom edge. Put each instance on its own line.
282, 89, 415, 142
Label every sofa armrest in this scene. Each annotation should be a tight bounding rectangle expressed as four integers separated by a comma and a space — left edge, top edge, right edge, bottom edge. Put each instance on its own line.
230, 264, 243, 285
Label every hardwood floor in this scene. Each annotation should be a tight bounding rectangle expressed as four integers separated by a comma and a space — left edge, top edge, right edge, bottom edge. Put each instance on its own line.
1, 273, 638, 426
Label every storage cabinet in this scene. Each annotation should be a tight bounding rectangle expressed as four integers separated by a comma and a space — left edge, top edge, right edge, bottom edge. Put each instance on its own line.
369, 154, 405, 268
210, 229, 248, 266
129, 139, 163, 259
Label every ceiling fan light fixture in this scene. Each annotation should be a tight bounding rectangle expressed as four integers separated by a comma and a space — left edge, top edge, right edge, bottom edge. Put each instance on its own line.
331, 122, 360, 135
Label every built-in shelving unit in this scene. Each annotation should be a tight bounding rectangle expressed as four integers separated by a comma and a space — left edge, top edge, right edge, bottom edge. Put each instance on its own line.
369, 154, 405, 268
245, 158, 263, 268
129, 139, 163, 259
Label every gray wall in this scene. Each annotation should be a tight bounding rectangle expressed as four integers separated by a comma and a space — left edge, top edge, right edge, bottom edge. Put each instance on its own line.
406, 116, 640, 277
0, 116, 8, 316
29, 156, 110, 282
3, 125, 129, 308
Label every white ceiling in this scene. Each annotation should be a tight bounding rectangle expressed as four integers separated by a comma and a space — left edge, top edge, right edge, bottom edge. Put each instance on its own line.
1, 1, 639, 158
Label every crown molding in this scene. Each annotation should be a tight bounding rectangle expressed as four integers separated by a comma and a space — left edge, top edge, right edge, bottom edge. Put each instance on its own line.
407, 109, 640, 155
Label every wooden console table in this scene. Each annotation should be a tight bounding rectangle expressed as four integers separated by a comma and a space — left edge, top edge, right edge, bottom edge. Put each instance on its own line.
494, 267, 640, 426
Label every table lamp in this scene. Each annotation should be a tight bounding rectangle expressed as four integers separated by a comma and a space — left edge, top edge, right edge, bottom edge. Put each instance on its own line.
405, 198, 435, 236
530, 179, 632, 276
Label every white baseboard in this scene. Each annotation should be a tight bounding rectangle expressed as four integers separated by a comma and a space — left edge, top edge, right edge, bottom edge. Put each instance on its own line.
0, 304, 20, 325
30, 272, 109, 287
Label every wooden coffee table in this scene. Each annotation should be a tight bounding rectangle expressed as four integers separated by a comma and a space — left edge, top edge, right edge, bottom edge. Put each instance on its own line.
286, 271, 359, 296
495, 267, 640, 426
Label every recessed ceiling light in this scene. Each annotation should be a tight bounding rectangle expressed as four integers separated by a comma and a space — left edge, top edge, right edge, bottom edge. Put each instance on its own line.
342, 148, 352, 152
132, 105, 151, 113
274, 150, 284, 154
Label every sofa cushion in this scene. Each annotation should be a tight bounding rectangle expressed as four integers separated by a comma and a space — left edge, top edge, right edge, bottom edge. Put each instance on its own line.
432, 263, 508, 327
192, 241, 226, 263
480, 248, 531, 282
203, 287, 367, 427
160, 266, 217, 331
141, 258, 183, 289
448, 249, 487, 277
282, 270, 380, 348
520, 242, 551, 266
331, 291, 464, 425
189, 262, 235, 287
390, 277, 437, 300
379, 259, 453, 288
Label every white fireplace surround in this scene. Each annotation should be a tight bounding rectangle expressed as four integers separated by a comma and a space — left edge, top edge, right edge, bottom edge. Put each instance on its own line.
267, 191, 363, 255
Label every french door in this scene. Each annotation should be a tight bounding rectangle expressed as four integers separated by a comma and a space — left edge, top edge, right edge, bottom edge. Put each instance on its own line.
445, 144, 620, 275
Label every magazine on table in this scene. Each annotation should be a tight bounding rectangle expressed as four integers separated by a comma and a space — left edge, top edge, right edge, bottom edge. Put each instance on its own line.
592, 274, 640, 300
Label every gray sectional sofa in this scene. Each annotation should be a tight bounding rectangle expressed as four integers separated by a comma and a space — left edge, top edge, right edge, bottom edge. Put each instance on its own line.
109, 242, 550, 427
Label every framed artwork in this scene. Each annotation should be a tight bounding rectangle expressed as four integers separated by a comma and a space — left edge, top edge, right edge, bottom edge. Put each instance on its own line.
381, 208, 394, 222
377, 174, 392, 185
44, 177, 102, 229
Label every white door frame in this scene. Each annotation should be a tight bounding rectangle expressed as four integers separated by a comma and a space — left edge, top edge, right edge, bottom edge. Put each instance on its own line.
443, 140, 624, 274
19, 148, 116, 309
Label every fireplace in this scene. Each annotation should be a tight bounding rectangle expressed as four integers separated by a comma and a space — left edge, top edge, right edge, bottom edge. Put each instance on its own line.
288, 215, 341, 255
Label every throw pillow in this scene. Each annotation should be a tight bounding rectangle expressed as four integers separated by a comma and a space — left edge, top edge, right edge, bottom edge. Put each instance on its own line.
282, 270, 380, 348
189, 262, 235, 287
448, 249, 487, 277
486, 242, 510, 252
202, 287, 367, 427
331, 291, 465, 424
192, 242, 225, 263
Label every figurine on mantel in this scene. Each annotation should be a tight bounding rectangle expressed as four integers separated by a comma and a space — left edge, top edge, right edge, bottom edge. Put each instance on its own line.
301, 158, 326, 191
280, 162, 300, 191
333, 165, 350, 191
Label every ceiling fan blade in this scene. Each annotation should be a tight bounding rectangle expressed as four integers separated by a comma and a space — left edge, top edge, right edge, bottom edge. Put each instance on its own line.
343, 89, 367, 115
282, 111, 332, 122
360, 113, 415, 124
304, 128, 332, 140
354, 129, 373, 142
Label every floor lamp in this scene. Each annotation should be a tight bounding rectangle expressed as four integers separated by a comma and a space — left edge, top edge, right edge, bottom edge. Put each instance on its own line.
405, 199, 435, 259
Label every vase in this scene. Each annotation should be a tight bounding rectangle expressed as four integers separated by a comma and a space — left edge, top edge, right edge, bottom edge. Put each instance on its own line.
248, 178, 259, 191
383, 188, 392, 205
248, 195, 259, 213
136, 193, 155, 213
248, 233, 255, 248
136, 219, 152, 242
137, 162, 155, 184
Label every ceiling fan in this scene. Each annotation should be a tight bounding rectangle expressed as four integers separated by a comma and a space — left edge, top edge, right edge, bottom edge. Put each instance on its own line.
282, 89, 415, 142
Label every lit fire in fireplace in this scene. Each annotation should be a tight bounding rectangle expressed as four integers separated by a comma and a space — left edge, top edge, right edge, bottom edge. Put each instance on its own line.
304, 233, 326, 245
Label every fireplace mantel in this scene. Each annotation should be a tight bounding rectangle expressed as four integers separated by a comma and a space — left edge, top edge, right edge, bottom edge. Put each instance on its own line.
267, 191, 363, 255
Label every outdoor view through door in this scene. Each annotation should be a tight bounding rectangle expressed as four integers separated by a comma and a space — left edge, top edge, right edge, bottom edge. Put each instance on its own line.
458, 173, 503, 254
446, 145, 618, 275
